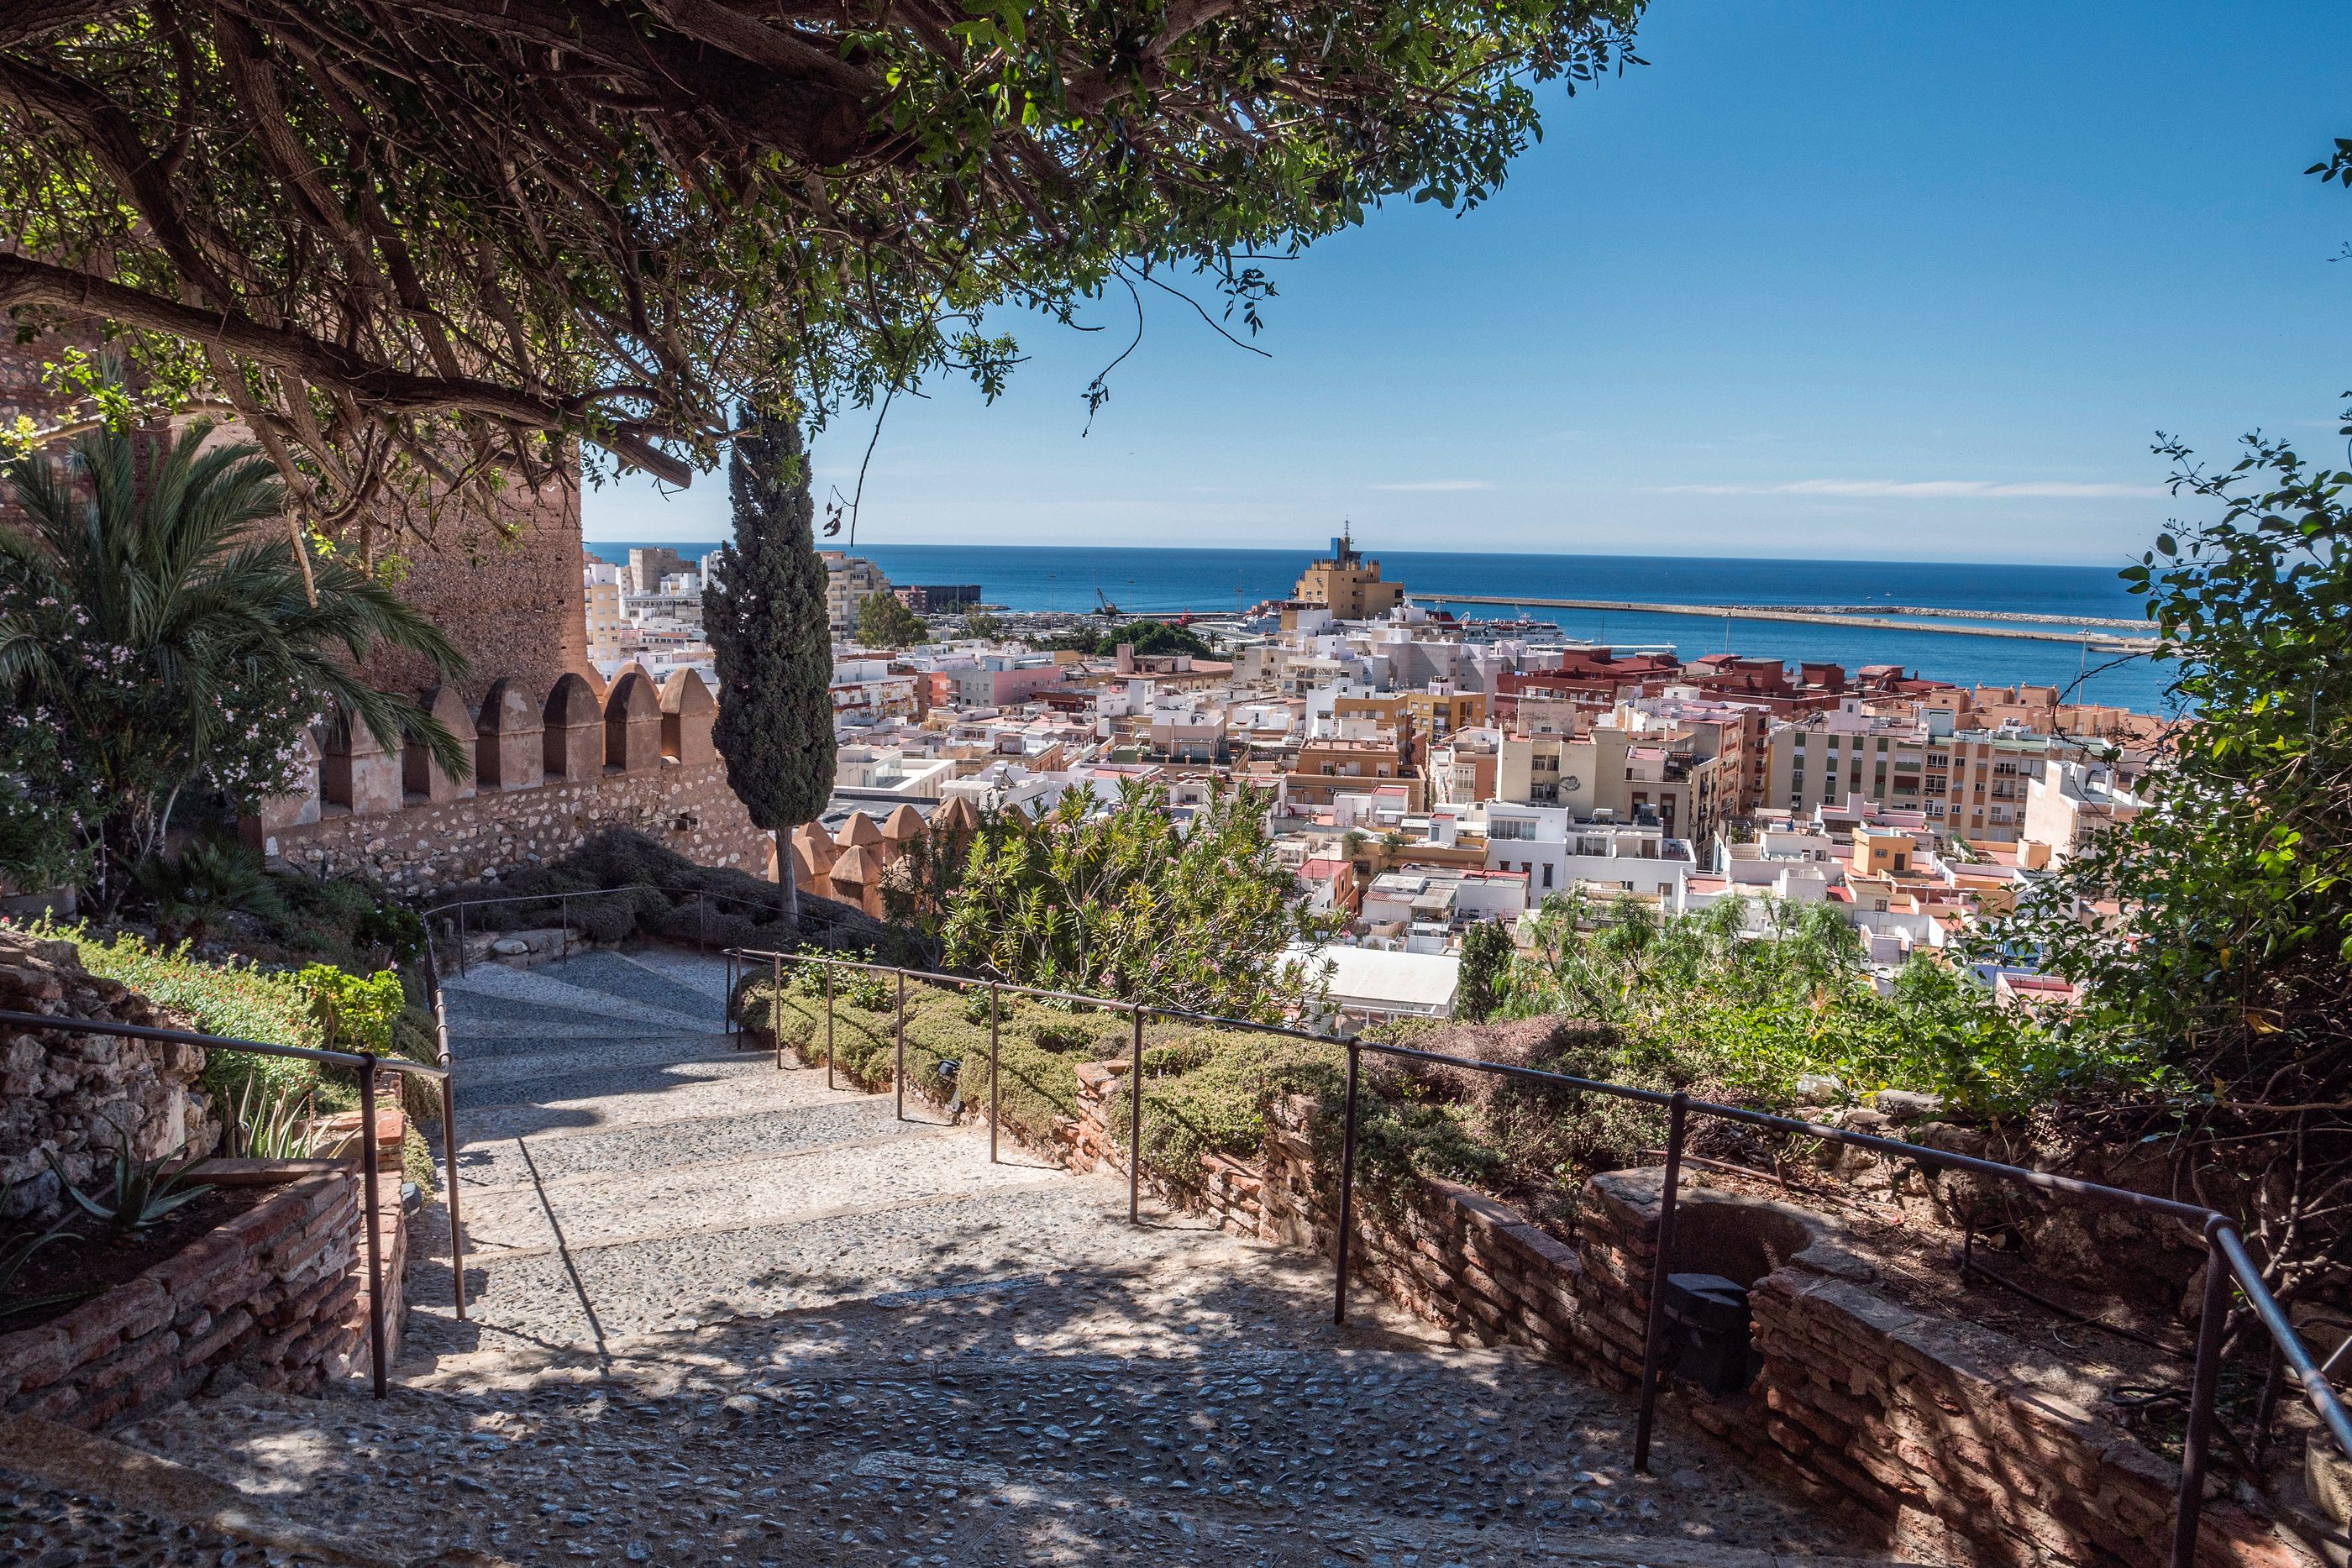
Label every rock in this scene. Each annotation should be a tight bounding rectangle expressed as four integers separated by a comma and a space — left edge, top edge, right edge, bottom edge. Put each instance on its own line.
1793, 1074, 1844, 1106
1872, 1090, 1944, 1123
1840, 1109, 1893, 1135
491, 938, 532, 957
2309, 1432, 2352, 1528
1909, 1121, 1987, 1158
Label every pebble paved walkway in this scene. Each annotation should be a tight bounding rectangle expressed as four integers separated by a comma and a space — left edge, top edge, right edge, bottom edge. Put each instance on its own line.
117, 947, 1897, 1567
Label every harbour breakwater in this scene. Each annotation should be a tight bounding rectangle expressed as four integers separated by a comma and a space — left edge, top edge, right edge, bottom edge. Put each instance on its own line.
1410, 594, 2157, 653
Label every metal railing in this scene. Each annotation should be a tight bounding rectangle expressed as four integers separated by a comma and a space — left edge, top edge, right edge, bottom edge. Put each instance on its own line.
726, 946, 2352, 1568
0, 1008, 455, 1401
420, 882, 789, 978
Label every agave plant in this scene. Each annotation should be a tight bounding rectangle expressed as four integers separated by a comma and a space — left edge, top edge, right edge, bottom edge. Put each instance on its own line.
232, 1076, 323, 1162
46, 1131, 214, 1240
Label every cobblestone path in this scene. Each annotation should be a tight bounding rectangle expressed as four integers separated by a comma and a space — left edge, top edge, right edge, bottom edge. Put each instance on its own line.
115, 947, 1897, 1568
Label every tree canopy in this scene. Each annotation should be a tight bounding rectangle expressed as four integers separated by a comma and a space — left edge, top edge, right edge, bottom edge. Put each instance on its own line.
2008, 415, 2351, 1116
707, 409, 836, 922
854, 590, 929, 647
1041, 618, 1213, 658
940, 779, 1337, 1019
0, 1, 1642, 543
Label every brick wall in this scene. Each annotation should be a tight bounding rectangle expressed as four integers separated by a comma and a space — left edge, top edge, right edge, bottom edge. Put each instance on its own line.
358, 472, 590, 708
0, 1162, 404, 1431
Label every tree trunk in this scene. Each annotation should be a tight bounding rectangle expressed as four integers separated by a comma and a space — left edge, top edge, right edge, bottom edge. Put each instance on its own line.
777, 826, 801, 929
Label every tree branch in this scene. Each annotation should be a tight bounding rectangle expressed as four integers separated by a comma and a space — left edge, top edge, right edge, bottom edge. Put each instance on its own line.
0, 252, 695, 483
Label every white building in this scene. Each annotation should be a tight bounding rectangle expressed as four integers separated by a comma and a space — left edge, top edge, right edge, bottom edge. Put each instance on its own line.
1294, 943, 1460, 1032
1479, 803, 1694, 901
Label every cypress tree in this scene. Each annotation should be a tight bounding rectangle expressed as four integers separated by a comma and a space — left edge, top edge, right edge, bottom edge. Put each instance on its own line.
707, 408, 835, 926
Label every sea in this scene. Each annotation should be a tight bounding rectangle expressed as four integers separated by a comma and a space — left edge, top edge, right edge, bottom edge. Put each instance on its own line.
587, 543, 2176, 716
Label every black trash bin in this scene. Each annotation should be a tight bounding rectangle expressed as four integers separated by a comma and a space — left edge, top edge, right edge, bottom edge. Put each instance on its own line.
1661, 1272, 1758, 1396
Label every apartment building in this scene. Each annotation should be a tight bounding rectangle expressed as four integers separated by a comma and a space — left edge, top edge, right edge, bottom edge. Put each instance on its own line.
2022, 759, 2147, 865
1285, 737, 1425, 810
1494, 722, 1735, 847
1762, 703, 2057, 842
819, 551, 894, 632
624, 546, 688, 595
582, 558, 626, 666
1480, 803, 1694, 900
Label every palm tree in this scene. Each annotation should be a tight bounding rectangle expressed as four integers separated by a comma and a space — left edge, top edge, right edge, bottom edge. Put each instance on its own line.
0, 422, 468, 906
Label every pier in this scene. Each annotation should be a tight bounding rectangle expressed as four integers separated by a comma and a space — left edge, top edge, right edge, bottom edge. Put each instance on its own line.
1410, 594, 2158, 653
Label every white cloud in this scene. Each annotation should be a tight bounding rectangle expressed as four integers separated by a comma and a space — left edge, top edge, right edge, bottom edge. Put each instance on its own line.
1646, 479, 2162, 499
1371, 479, 1495, 492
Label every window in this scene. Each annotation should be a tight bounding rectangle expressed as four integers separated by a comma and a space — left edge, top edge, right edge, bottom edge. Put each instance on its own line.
1541, 864, 1553, 889
1490, 816, 1535, 841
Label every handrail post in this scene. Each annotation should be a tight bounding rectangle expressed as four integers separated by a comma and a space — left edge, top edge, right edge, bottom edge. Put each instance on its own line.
826, 963, 836, 1090
2172, 1216, 2234, 1568
1333, 1036, 1361, 1327
357, 1055, 388, 1400
438, 1070, 467, 1321
1633, 1088, 1689, 1475
894, 968, 906, 1121
771, 955, 783, 1069
1127, 1004, 1144, 1226
989, 983, 1001, 1164
429, 986, 468, 1324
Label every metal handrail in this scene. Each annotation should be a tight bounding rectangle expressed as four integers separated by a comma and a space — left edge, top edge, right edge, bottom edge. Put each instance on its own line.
0, 1007, 457, 1401
723, 946, 2352, 1568
420, 881, 787, 978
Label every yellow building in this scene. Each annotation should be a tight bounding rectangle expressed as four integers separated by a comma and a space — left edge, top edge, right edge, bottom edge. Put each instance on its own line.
1294, 527, 1404, 619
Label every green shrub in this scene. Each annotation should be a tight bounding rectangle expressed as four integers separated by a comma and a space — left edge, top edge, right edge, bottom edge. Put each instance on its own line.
297, 963, 404, 1055
22, 920, 375, 1114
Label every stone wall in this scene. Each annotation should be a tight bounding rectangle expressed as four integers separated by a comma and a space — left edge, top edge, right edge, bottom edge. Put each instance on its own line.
241, 668, 772, 896
0, 1162, 402, 1430
929, 1056, 2294, 1568
0, 936, 218, 1209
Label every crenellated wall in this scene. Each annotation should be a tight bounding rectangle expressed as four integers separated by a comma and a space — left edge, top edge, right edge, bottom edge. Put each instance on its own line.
239, 668, 773, 895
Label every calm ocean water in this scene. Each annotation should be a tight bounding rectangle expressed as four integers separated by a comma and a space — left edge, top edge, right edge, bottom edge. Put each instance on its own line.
590, 543, 2175, 714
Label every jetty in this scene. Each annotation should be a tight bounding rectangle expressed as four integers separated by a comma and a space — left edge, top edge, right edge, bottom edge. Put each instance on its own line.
1410, 593, 2158, 653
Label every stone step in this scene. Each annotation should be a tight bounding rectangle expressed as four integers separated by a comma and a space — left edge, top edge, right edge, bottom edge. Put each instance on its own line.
612, 946, 739, 1003
452, 1030, 747, 1092
440, 962, 716, 1034
423, 1178, 1212, 1350
449, 1057, 853, 1149
513, 949, 727, 1025
456, 1120, 1047, 1255
452, 1093, 906, 1192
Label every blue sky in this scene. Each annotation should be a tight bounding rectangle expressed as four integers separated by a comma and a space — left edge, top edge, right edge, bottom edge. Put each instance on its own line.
587, 1, 2352, 566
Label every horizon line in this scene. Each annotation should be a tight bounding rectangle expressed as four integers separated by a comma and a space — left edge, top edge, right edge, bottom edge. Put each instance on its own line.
579, 536, 2137, 573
